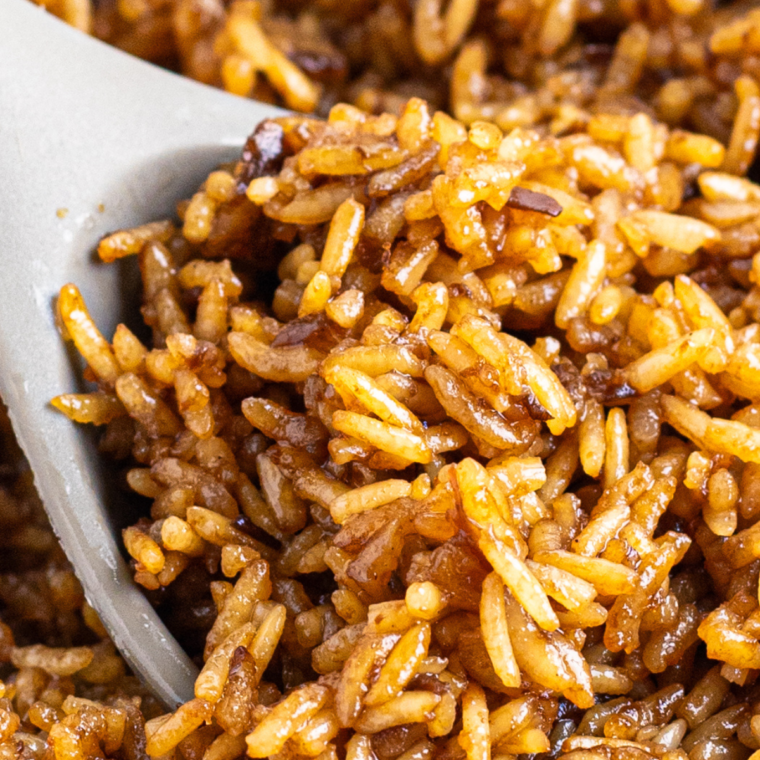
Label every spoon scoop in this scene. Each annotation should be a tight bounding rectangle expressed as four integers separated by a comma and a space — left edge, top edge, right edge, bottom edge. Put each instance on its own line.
0, 0, 284, 707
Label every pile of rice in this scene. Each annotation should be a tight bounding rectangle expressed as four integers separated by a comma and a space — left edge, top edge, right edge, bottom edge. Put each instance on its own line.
0, 89, 749, 760
26, 0, 760, 149
7, 0, 760, 757
0, 401, 163, 759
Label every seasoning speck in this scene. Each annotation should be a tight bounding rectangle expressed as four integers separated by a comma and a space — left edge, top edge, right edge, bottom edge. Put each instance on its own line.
506, 186, 563, 217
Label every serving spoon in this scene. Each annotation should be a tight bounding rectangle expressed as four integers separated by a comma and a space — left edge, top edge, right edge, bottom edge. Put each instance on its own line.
0, 0, 284, 707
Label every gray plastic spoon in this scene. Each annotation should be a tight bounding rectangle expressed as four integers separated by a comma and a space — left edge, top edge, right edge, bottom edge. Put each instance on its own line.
0, 0, 284, 707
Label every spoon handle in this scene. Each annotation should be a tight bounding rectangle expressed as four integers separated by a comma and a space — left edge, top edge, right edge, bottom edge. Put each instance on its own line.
0, 0, 283, 707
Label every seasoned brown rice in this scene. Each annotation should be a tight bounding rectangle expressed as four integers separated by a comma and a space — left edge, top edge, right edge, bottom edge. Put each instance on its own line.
25, 91, 760, 760
8, 1, 760, 758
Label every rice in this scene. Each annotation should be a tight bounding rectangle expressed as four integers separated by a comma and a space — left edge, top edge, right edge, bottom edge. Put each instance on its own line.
10, 92, 755, 760
8, 0, 760, 756
17, 0, 760, 152
0, 401, 162, 759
